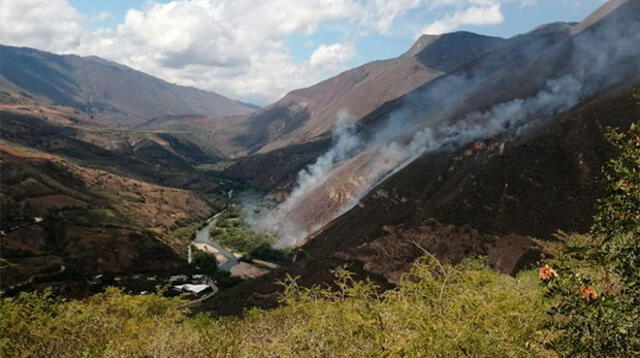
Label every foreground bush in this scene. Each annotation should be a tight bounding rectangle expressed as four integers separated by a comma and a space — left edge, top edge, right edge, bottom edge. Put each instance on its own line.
1, 259, 546, 357
541, 123, 640, 356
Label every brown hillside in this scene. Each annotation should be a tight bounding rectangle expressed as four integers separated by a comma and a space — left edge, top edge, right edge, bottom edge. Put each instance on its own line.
208, 85, 639, 315
0, 141, 214, 296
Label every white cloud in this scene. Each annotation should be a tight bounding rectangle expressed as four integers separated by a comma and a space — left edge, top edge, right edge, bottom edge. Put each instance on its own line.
420, 3, 504, 34
310, 43, 357, 68
359, 0, 423, 33
0, 0, 425, 103
0, 0, 82, 51
418, 0, 535, 36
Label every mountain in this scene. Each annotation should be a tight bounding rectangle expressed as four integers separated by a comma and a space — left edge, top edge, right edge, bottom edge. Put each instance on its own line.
220, 21, 575, 194
207, 0, 640, 314
1, 0, 637, 318
207, 32, 505, 155
0, 45, 254, 126
0, 90, 229, 295
248, 0, 639, 244
0, 139, 214, 296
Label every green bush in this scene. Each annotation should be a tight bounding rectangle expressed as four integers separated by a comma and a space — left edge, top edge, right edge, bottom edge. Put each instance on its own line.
210, 208, 290, 264
541, 123, 640, 356
191, 249, 217, 275
171, 222, 201, 243
213, 270, 243, 288
0, 259, 547, 357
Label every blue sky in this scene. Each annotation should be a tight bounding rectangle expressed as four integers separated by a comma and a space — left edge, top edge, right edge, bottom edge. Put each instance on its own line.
3, 0, 607, 104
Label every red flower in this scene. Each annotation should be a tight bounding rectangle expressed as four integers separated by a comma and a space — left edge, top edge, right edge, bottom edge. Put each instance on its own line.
580, 286, 599, 302
539, 265, 558, 281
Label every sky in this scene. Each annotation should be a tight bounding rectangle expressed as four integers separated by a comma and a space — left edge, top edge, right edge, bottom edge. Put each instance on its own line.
0, 0, 606, 105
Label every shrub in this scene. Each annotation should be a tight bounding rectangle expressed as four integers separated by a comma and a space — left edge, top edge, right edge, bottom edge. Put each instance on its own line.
191, 249, 217, 275
0, 259, 547, 357
171, 222, 201, 243
210, 208, 290, 264
541, 123, 640, 356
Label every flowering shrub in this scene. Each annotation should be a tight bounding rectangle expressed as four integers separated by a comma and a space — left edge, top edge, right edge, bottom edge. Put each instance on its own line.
541, 117, 640, 356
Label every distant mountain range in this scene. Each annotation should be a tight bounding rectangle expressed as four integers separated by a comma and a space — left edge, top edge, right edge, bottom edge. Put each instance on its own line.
0, 45, 254, 126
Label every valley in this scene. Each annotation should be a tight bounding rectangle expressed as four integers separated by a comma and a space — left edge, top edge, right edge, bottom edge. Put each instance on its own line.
1, 0, 639, 356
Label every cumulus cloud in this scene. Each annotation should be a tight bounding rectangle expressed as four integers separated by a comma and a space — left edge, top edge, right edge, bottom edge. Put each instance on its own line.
0, 0, 82, 51
91, 11, 112, 22
310, 43, 357, 68
421, 3, 504, 34
418, 0, 534, 36
1, 0, 423, 104
359, 0, 423, 33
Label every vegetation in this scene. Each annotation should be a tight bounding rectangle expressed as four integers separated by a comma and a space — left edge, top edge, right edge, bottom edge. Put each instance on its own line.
210, 206, 290, 264
171, 222, 202, 243
540, 122, 640, 356
0, 260, 548, 357
191, 248, 217, 276
1, 109, 637, 357
212, 270, 243, 289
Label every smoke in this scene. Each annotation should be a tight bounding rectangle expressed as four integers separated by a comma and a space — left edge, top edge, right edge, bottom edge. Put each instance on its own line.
255, 3, 640, 248
254, 110, 361, 247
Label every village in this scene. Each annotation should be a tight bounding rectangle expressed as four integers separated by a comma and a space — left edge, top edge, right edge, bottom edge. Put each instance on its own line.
85, 212, 280, 304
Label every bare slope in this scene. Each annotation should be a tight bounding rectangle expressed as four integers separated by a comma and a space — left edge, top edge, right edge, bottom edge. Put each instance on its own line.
255, 0, 639, 248
208, 0, 640, 314
210, 85, 639, 315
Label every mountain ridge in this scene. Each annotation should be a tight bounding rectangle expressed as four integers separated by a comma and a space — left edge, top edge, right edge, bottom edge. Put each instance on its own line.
0, 44, 254, 127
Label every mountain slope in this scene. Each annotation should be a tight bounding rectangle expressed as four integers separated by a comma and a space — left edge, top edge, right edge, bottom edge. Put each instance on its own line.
208, 32, 505, 155
257, 0, 639, 247
208, 0, 640, 314
0, 140, 214, 296
210, 84, 639, 315
0, 45, 253, 126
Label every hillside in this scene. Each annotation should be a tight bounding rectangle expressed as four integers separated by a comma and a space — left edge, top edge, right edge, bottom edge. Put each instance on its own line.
249, 0, 639, 246
0, 140, 214, 296
0, 96, 230, 191
204, 32, 505, 155
209, 0, 640, 313
0, 45, 253, 126
1, 0, 640, 356
219, 20, 584, 194
3, 114, 638, 357
0, 93, 234, 295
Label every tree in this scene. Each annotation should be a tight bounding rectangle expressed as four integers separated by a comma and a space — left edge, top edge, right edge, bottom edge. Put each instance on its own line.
191, 249, 217, 275
541, 110, 640, 356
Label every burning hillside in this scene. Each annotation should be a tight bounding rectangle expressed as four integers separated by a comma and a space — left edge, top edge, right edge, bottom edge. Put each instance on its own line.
253, 0, 640, 248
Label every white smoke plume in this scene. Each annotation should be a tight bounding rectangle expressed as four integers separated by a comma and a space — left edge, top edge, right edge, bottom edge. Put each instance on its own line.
256, 4, 640, 248
255, 111, 361, 247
